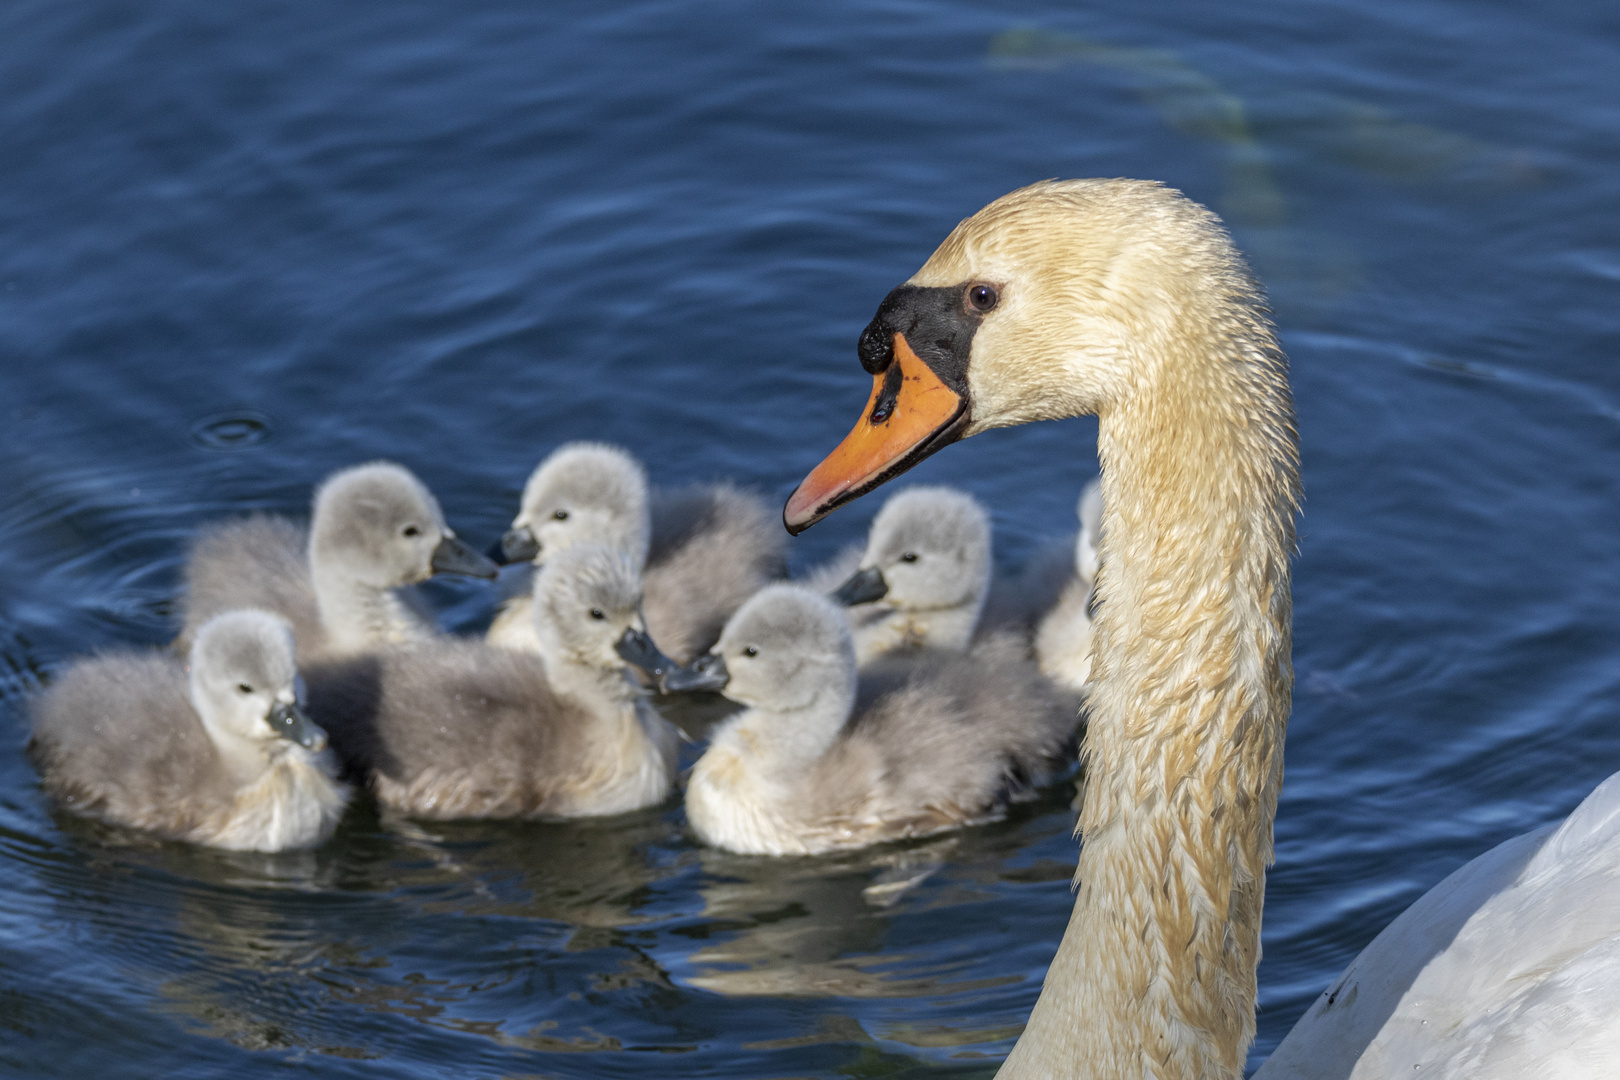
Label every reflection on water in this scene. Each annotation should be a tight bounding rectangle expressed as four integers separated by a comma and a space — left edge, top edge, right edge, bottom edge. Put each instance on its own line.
3, 0, 1619, 1076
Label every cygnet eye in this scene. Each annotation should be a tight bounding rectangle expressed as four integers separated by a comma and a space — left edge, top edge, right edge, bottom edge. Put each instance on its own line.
743, 645, 758, 657
553, 509, 569, 521
900, 551, 920, 563
237, 683, 254, 695
966, 282, 999, 313
402, 525, 420, 537
589, 608, 605, 620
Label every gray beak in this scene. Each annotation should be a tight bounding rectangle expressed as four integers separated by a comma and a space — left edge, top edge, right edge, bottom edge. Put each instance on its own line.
664, 652, 730, 694
431, 533, 500, 579
830, 566, 889, 606
491, 525, 540, 566
614, 626, 679, 690
269, 701, 327, 752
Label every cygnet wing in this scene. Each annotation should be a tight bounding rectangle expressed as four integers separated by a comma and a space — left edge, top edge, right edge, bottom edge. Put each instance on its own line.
980, 537, 1079, 636
304, 639, 589, 820
644, 484, 789, 663
850, 632, 1079, 823
176, 516, 324, 658
28, 651, 237, 836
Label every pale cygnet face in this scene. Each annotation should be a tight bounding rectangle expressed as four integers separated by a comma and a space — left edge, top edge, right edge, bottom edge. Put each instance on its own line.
710, 585, 855, 712
503, 443, 652, 569
533, 544, 663, 673
311, 462, 496, 588
855, 487, 991, 613
188, 610, 326, 750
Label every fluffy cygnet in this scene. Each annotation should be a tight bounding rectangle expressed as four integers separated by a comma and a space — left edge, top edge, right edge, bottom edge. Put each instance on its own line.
487, 442, 786, 663
177, 462, 497, 662
1034, 479, 1102, 692
671, 585, 1078, 856
307, 545, 680, 820
824, 486, 992, 665
29, 610, 349, 852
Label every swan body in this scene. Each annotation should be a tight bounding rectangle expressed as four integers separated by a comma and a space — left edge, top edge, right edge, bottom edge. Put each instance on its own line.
178, 462, 497, 662
824, 485, 993, 664
29, 610, 349, 851
783, 177, 1618, 1078
308, 545, 679, 820
488, 442, 785, 663
675, 584, 1076, 856
1259, 771, 1620, 1079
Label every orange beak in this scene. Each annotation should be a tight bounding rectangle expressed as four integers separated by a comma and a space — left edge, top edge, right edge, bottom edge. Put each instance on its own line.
784, 334, 967, 533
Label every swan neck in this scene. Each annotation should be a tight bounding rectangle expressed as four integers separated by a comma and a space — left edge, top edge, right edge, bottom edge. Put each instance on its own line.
1001, 289, 1298, 1079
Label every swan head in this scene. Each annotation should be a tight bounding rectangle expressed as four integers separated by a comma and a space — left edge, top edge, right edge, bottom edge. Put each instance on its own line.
188, 609, 326, 752
310, 462, 497, 587
785, 179, 1255, 532
830, 486, 991, 616
497, 443, 652, 569
531, 544, 674, 682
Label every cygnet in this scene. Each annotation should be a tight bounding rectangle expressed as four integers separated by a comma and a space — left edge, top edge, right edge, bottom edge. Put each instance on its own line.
487, 442, 786, 663
29, 610, 350, 852
177, 461, 498, 662
669, 585, 1078, 856
306, 545, 681, 820
1034, 478, 1101, 692
823, 486, 992, 665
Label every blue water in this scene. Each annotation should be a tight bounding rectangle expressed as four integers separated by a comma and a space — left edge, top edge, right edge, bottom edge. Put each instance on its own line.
3, 1, 1619, 1075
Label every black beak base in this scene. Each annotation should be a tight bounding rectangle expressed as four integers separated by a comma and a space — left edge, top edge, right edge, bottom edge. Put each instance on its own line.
614, 627, 679, 690
830, 566, 889, 606
663, 652, 730, 694
269, 701, 327, 751
431, 534, 501, 580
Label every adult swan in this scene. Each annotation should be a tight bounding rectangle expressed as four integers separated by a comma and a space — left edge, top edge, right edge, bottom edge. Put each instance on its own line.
783, 179, 1620, 1080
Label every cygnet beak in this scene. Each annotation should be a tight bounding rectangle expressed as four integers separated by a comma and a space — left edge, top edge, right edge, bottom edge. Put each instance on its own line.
663, 652, 730, 694
491, 525, 540, 565
614, 626, 679, 690
431, 532, 501, 579
830, 566, 889, 606
269, 701, 327, 752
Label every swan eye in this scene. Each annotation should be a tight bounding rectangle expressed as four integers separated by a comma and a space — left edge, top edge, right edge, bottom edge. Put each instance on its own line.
966, 283, 999, 313
743, 646, 758, 657
237, 683, 254, 695
589, 608, 605, 620
402, 525, 420, 537
900, 551, 920, 563
553, 509, 569, 521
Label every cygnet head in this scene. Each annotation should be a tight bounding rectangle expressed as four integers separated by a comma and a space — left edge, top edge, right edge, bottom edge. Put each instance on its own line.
310, 462, 497, 588
531, 544, 673, 682
672, 585, 856, 716
188, 610, 326, 753
498, 443, 651, 569
830, 487, 991, 617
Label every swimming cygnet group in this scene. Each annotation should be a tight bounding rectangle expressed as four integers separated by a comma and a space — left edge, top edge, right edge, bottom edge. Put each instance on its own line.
29, 445, 1096, 855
